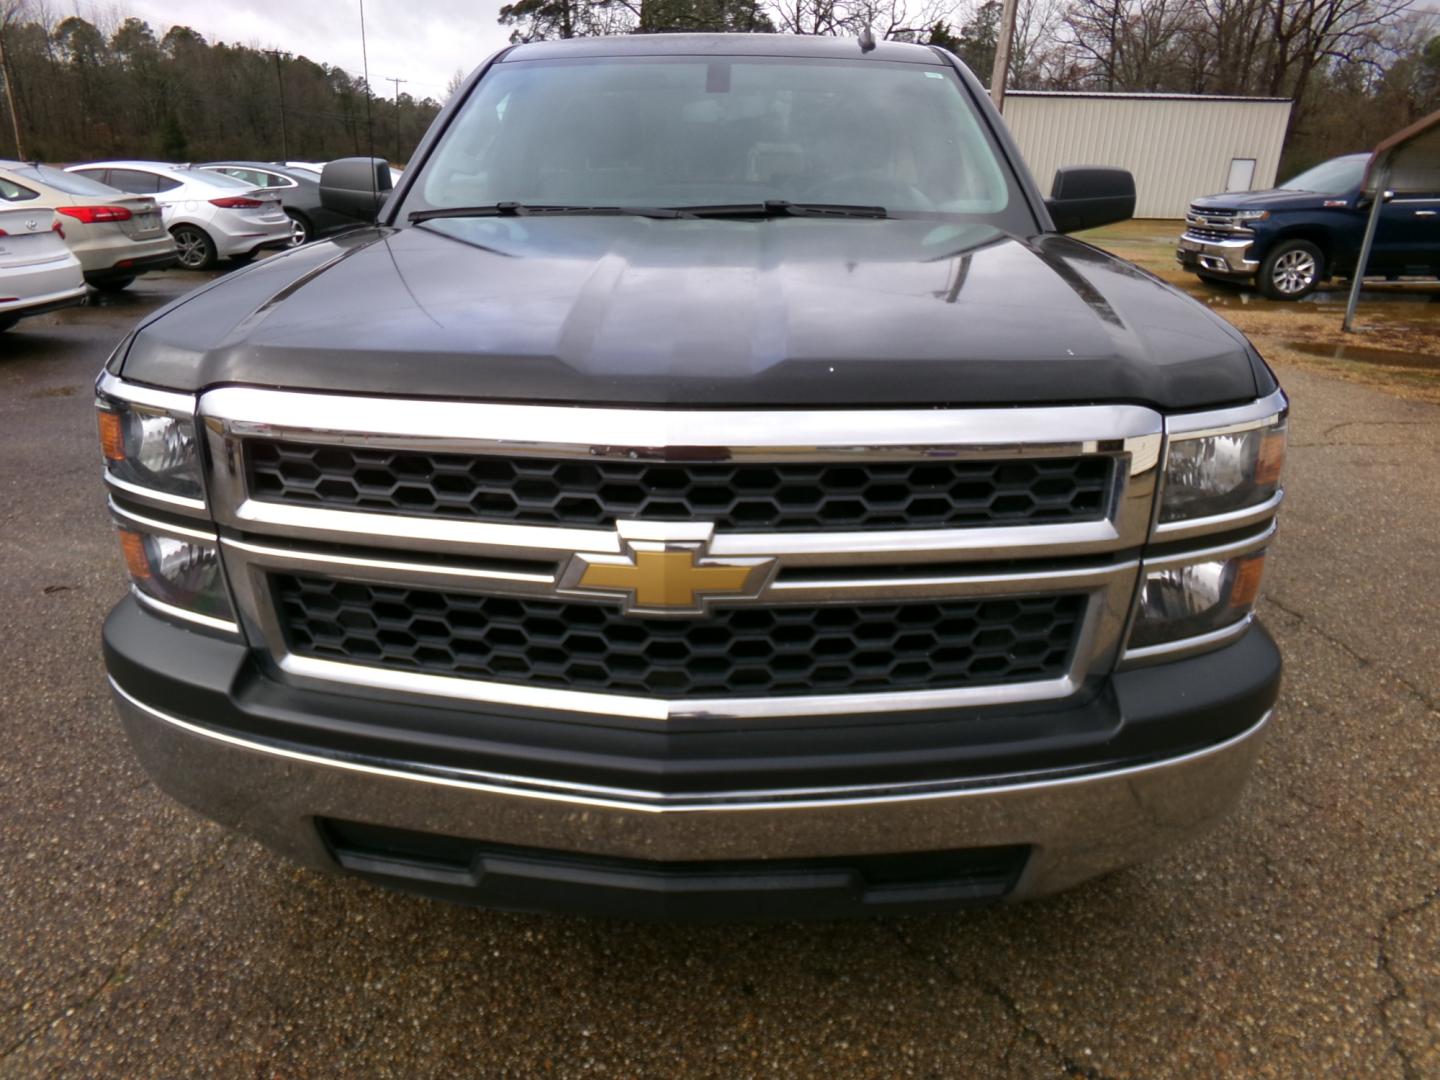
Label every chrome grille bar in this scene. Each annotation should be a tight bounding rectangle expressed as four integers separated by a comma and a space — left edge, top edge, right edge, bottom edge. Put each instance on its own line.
200, 388, 1162, 719
201, 389, 1163, 563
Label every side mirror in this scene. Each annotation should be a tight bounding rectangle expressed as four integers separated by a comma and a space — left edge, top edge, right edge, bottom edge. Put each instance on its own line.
319, 157, 394, 221
1045, 167, 1136, 234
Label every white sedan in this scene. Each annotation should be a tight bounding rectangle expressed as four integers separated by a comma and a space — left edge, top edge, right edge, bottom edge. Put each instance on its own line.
65, 161, 292, 270
286, 160, 403, 187
0, 205, 87, 332
0, 162, 176, 291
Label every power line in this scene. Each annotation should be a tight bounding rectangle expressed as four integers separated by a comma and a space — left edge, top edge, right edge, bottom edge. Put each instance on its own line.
330, 63, 447, 93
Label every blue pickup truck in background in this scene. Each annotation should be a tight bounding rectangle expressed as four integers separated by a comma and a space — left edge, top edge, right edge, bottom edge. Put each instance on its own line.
1177, 153, 1440, 300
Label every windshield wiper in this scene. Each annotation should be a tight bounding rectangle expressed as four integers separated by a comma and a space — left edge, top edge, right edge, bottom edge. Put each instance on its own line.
678, 200, 888, 219
409, 203, 695, 222
410, 200, 888, 224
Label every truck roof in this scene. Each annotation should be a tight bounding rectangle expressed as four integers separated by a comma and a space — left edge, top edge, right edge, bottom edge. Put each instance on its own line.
502, 33, 945, 66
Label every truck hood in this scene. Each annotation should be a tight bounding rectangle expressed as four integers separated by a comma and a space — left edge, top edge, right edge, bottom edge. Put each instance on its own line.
1190, 188, 1340, 213
120, 217, 1265, 410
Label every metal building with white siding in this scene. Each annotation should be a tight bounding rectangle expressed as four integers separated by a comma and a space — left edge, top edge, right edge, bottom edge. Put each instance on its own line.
1003, 92, 1293, 219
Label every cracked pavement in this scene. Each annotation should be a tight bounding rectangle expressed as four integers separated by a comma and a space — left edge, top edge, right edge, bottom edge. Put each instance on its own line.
1, 273, 1437, 1077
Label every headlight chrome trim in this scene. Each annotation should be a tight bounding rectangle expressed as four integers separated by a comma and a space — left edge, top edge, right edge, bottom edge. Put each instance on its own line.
1164, 387, 1288, 441
129, 586, 243, 636
104, 471, 208, 515
1152, 489, 1284, 542
1119, 612, 1256, 666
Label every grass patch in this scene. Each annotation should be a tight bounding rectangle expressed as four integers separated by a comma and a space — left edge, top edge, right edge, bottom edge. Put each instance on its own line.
1077, 220, 1440, 405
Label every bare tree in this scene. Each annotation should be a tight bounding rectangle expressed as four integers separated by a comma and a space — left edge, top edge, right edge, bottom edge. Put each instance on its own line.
1012, 0, 1067, 83
1186, 0, 1273, 93
444, 67, 466, 101
1062, 0, 1198, 90
768, 0, 845, 35
845, 0, 954, 39
1264, 0, 1414, 127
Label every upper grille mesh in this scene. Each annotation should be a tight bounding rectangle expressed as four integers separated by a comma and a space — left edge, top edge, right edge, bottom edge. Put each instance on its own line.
246, 441, 1113, 533
1184, 226, 1245, 243
273, 574, 1085, 699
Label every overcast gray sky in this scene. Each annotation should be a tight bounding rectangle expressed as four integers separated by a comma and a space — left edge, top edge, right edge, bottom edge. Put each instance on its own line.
122, 0, 515, 101
114, 0, 1440, 105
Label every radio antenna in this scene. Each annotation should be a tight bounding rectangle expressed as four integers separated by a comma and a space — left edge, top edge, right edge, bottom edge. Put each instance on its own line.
359, 0, 377, 206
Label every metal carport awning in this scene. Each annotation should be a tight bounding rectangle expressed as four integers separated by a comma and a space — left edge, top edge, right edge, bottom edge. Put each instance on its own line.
1344, 108, 1440, 331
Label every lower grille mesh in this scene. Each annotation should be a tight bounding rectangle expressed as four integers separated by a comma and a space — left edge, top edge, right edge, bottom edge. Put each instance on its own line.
272, 574, 1085, 699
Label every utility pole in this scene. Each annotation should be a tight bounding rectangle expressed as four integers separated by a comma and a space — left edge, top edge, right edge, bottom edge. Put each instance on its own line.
267, 50, 290, 162
989, 0, 1019, 113
384, 76, 407, 163
0, 28, 24, 160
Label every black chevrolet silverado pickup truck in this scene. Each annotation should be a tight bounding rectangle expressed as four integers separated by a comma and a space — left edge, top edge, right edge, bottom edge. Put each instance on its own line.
97, 34, 1286, 919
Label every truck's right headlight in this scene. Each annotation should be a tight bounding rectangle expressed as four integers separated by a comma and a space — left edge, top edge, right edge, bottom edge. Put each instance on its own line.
95, 371, 207, 512
111, 510, 237, 631
98, 398, 204, 500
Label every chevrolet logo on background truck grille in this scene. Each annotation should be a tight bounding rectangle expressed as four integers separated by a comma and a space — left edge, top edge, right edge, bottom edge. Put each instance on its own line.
557, 522, 775, 616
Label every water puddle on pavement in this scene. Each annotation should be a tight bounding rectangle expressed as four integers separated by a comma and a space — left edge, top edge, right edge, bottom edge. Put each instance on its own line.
24, 384, 78, 399
1288, 341, 1440, 371
1194, 287, 1440, 316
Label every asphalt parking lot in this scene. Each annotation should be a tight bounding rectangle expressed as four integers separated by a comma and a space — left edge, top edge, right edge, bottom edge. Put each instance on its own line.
1, 270, 1437, 1077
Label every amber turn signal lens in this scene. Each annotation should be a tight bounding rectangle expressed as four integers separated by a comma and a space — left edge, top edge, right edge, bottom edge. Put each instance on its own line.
98, 410, 125, 462
1255, 429, 1286, 487
117, 529, 151, 580
1228, 553, 1266, 609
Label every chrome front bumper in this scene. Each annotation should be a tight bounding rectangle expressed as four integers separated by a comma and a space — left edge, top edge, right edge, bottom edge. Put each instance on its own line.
1177, 233, 1259, 275
112, 680, 1271, 902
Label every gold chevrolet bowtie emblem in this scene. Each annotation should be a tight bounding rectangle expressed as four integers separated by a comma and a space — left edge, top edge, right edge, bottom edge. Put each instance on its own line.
580, 550, 755, 608
559, 523, 774, 616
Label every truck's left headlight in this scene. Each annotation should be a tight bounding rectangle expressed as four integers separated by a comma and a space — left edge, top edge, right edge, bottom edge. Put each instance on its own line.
1129, 394, 1286, 661
1128, 548, 1267, 651
97, 393, 205, 503
1159, 412, 1286, 524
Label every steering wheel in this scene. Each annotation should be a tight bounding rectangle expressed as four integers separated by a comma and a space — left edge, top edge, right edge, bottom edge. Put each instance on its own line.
799, 172, 934, 210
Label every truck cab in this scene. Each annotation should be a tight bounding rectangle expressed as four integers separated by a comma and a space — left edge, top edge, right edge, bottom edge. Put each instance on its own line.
1178, 152, 1440, 299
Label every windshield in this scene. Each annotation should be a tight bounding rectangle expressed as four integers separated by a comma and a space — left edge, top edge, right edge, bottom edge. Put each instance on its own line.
1279, 155, 1367, 195
406, 56, 1026, 225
